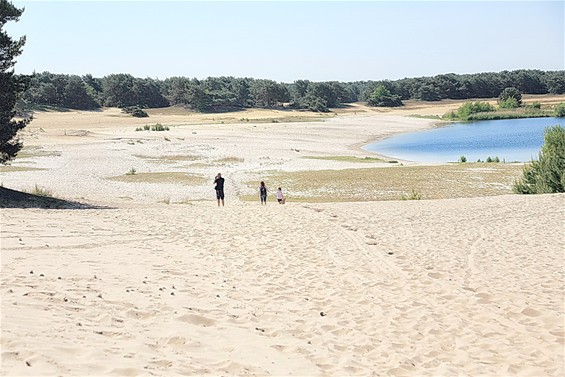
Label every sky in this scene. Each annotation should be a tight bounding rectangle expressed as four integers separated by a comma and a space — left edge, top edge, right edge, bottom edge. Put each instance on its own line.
5, 1, 565, 83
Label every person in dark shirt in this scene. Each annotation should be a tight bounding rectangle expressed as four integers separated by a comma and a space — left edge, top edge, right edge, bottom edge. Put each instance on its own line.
259, 181, 268, 205
214, 173, 225, 206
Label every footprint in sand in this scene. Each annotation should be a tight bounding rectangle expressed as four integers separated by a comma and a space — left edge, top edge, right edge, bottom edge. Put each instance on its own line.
521, 307, 542, 317
177, 313, 216, 327
166, 336, 187, 345
427, 272, 444, 279
126, 309, 157, 320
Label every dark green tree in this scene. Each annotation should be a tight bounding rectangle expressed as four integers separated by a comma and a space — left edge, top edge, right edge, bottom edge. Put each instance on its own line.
101, 73, 136, 107
162, 76, 191, 106
292, 79, 310, 99
23, 72, 99, 110
131, 78, 168, 108
545, 71, 565, 94
1, 0, 31, 164
185, 84, 212, 112
367, 84, 403, 107
250, 79, 289, 108
63, 75, 99, 109
498, 87, 522, 108
414, 83, 441, 101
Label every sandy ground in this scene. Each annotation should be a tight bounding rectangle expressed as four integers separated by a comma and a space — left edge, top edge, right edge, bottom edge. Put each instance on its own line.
1, 101, 564, 376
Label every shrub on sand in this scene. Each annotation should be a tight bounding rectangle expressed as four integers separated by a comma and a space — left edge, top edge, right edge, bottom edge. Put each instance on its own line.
513, 125, 565, 194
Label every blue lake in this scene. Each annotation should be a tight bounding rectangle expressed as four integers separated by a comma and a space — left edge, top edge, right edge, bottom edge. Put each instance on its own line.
363, 117, 563, 163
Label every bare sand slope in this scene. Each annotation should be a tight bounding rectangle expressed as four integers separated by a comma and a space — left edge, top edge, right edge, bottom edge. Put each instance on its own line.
1, 193, 563, 376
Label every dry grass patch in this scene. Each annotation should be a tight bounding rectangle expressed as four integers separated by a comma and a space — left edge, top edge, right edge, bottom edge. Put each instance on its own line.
242, 163, 524, 202
239, 115, 329, 124
0, 165, 45, 173
142, 107, 332, 125
134, 154, 201, 164
214, 156, 244, 165
107, 172, 206, 185
17, 146, 62, 159
304, 155, 391, 163
187, 162, 214, 168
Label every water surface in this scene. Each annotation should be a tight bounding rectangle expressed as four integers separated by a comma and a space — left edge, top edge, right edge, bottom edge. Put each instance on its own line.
363, 117, 563, 163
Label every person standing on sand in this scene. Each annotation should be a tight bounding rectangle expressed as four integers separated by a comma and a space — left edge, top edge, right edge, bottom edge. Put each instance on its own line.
276, 187, 285, 204
259, 181, 268, 205
214, 173, 225, 206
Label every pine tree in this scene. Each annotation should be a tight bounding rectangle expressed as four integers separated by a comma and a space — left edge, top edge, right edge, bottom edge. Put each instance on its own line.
1, 0, 31, 164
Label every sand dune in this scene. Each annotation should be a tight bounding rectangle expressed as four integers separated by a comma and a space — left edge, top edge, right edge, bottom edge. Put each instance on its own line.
1, 106, 564, 376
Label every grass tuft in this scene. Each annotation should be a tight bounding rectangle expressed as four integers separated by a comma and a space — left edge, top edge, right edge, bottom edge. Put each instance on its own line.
30, 184, 53, 197
215, 156, 244, 164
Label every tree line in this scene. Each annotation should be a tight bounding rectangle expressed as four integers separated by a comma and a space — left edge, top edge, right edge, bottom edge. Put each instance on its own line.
19, 69, 565, 113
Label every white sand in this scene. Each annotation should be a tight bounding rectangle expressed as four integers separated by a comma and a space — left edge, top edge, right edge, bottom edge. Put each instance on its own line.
1, 108, 564, 376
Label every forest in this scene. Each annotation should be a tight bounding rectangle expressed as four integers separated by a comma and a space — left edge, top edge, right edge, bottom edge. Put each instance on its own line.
18, 69, 565, 114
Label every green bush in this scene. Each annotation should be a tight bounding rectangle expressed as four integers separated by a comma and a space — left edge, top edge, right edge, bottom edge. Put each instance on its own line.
498, 87, 522, 107
555, 103, 565, 117
498, 97, 520, 109
151, 123, 169, 131
459, 155, 467, 163
513, 125, 565, 194
367, 84, 403, 107
457, 101, 495, 120
442, 110, 458, 120
525, 101, 541, 110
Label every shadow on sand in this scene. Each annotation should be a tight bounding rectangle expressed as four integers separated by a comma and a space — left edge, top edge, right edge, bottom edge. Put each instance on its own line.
0, 187, 112, 209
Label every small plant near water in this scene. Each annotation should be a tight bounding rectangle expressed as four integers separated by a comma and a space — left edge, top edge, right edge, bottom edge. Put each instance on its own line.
126, 167, 137, 175
400, 189, 422, 201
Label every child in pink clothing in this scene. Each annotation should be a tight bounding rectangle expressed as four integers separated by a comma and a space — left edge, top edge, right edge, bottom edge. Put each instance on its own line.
276, 187, 285, 204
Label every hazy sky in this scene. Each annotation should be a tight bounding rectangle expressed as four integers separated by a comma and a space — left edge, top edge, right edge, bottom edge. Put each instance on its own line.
6, 1, 565, 83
